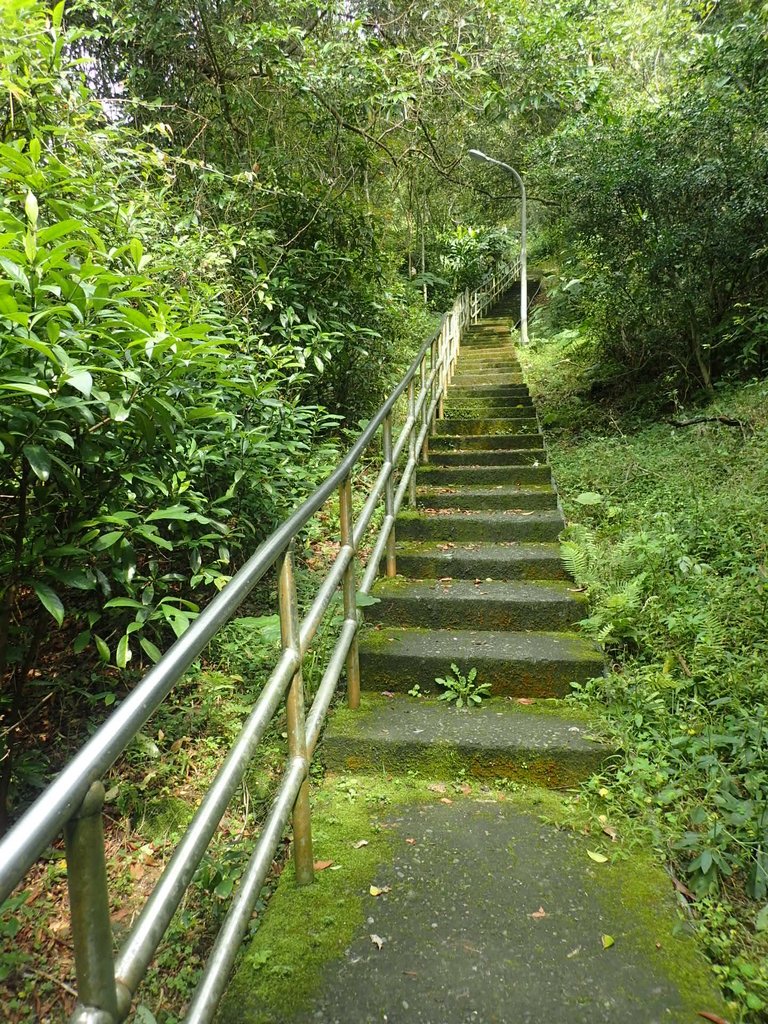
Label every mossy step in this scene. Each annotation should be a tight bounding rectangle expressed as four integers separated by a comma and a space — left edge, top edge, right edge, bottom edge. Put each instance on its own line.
456, 362, 524, 374
431, 433, 541, 450
416, 484, 557, 510
367, 578, 586, 631
436, 417, 539, 436
324, 695, 607, 786
392, 540, 567, 580
444, 403, 534, 418
446, 392, 533, 405
448, 384, 530, 398
358, 626, 603, 696
451, 373, 524, 386
428, 449, 546, 467
417, 463, 551, 486
396, 509, 563, 542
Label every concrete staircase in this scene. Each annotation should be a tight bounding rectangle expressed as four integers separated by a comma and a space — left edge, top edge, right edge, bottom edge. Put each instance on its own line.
221, 299, 728, 1024
325, 310, 605, 785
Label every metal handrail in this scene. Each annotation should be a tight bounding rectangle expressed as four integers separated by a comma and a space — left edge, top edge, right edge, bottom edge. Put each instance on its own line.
0, 256, 519, 1024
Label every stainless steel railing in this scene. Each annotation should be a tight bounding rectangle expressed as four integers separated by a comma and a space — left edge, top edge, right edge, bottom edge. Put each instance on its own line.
0, 257, 519, 1024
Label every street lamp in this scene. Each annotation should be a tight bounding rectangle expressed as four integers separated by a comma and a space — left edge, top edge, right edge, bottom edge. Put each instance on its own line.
468, 149, 529, 345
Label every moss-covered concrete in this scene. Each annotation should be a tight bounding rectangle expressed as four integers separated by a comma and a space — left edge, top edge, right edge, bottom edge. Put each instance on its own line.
435, 417, 540, 436
396, 508, 563, 543
428, 448, 545, 466
324, 694, 608, 786
392, 539, 568, 581
367, 576, 587, 632
431, 435, 541, 453
416, 483, 557, 510
358, 624, 603, 696
218, 778, 726, 1024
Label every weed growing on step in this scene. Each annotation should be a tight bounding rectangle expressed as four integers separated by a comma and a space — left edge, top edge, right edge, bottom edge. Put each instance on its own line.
435, 664, 491, 708
521, 336, 768, 1021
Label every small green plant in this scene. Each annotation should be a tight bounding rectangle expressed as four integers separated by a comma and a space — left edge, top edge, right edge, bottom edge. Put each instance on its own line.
435, 664, 491, 709
408, 683, 423, 698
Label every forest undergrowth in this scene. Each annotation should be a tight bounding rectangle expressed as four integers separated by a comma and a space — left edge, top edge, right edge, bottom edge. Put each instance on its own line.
521, 325, 768, 1022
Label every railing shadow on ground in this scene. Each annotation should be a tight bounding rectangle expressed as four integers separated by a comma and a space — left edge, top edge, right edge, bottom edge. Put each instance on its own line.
0, 255, 521, 1024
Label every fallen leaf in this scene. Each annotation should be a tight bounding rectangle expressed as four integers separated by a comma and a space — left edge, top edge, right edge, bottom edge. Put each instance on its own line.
313, 860, 334, 871
403, 970, 418, 978
566, 946, 581, 959
370, 933, 384, 950
405, 838, 416, 845
697, 1014, 731, 1024
672, 875, 695, 901
369, 885, 391, 896
528, 906, 547, 920
352, 840, 369, 849
458, 783, 472, 795
381, 691, 395, 698
516, 698, 535, 706
440, 797, 453, 805
601, 934, 615, 949
428, 783, 446, 793
602, 825, 619, 842
587, 850, 608, 864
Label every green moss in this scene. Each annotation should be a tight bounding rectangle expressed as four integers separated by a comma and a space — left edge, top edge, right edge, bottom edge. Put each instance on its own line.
216, 775, 435, 1024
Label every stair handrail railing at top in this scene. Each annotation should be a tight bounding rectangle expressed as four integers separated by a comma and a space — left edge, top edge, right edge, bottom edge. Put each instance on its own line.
0, 255, 519, 1024
470, 255, 522, 324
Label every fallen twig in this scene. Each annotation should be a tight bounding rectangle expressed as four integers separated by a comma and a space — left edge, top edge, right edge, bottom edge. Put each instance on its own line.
666, 415, 747, 430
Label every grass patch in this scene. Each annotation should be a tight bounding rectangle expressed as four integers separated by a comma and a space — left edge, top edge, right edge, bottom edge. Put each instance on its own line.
520, 334, 768, 1021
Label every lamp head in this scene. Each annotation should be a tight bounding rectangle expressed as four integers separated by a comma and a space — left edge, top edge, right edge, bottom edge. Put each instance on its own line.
468, 149, 489, 163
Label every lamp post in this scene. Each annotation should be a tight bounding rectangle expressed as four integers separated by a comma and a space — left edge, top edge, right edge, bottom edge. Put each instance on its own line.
468, 149, 529, 345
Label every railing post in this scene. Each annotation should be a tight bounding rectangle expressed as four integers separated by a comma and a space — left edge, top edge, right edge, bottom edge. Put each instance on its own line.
429, 338, 438, 436
339, 475, 361, 708
437, 323, 446, 421
420, 356, 430, 461
277, 544, 314, 886
382, 414, 397, 577
407, 380, 417, 507
65, 781, 119, 1024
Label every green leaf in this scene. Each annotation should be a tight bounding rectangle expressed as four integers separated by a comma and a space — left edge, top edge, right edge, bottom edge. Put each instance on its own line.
116, 634, 132, 668
0, 255, 30, 293
31, 581, 64, 626
64, 370, 93, 398
0, 381, 49, 397
93, 531, 124, 551
140, 637, 163, 663
73, 630, 91, 654
23, 444, 52, 481
601, 934, 615, 949
94, 635, 110, 662
587, 850, 608, 864
756, 904, 768, 932
574, 492, 604, 506
355, 593, 381, 607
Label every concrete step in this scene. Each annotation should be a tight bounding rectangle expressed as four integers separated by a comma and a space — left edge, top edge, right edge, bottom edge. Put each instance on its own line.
392, 540, 567, 580
448, 384, 531, 398
417, 463, 551, 486
445, 401, 536, 418
324, 695, 606, 785
397, 509, 563, 543
428, 449, 546, 467
358, 625, 603, 696
416, 484, 557, 510
368, 578, 587, 632
431, 433, 541, 451
436, 417, 539, 436
451, 373, 523, 386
